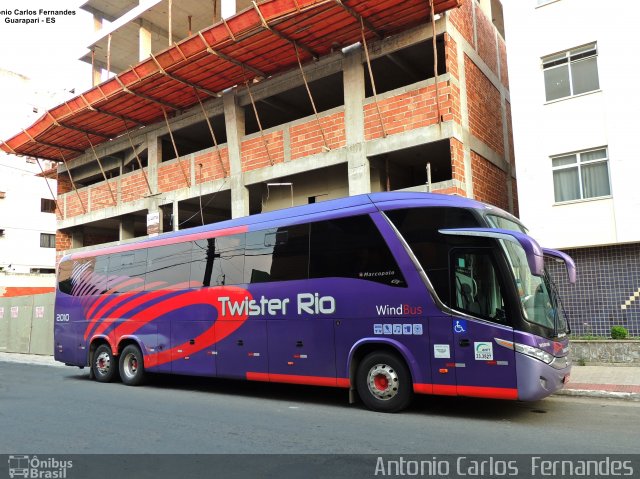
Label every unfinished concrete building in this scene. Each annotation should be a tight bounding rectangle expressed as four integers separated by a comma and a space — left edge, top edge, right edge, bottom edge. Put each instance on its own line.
1, 0, 514, 262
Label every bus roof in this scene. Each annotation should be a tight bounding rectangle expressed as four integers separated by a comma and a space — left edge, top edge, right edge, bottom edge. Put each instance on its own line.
61, 192, 501, 262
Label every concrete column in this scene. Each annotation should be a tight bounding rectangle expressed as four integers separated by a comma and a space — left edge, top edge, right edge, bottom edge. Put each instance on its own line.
456, 38, 474, 198
223, 90, 249, 218
120, 216, 135, 241
147, 134, 161, 195
139, 19, 152, 62
172, 201, 179, 231
71, 229, 83, 249
92, 15, 103, 86
343, 46, 371, 196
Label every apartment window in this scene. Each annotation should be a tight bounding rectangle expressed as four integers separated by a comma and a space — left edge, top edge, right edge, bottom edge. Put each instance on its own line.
542, 43, 599, 101
40, 233, 56, 248
552, 147, 610, 202
41, 198, 56, 213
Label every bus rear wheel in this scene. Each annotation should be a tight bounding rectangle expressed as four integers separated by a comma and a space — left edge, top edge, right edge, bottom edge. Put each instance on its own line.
92, 344, 118, 383
356, 351, 413, 413
119, 344, 145, 386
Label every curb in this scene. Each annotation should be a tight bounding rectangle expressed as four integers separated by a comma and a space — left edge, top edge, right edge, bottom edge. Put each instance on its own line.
554, 388, 640, 401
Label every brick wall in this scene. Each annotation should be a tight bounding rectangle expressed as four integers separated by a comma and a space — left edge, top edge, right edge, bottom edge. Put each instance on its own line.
57, 173, 72, 194
511, 178, 519, 217
66, 189, 88, 218
498, 35, 509, 89
158, 159, 192, 193
465, 56, 504, 156
505, 100, 514, 168
431, 185, 466, 196
445, 33, 459, 80
90, 181, 117, 211
474, 2, 498, 76
55, 230, 71, 253
448, 0, 474, 48
364, 81, 452, 141
470, 151, 508, 210
450, 137, 465, 184
195, 148, 229, 183
241, 131, 284, 171
290, 112, 346, 160
121, 170, 149, 203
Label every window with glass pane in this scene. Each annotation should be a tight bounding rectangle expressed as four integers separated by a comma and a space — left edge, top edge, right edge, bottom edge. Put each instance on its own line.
551, 147, 610, 202
542, 43, 599, 101
145, 242, 192, 290
191, 234, 245, 287
452, 250, 506, 322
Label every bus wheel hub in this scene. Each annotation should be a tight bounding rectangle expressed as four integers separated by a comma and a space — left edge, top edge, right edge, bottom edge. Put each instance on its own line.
367, 364, 398, 400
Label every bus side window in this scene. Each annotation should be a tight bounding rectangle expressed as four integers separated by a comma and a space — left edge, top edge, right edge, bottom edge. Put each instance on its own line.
107, 249, 147, 293
145, 242, 192, 290
93, 256, 110, 295
244, 224, 310, 283
57, 260, 73, 295
191, 234, 246, 287
452, 250, 506, 322
386, 207, 481, 302
309, 215, 405, 287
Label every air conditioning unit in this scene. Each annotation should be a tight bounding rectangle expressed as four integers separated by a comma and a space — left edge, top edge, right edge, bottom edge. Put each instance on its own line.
0, 191, 6, 199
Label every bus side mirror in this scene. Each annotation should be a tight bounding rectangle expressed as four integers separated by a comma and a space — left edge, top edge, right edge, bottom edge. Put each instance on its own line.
438, 228, 545, 276
543, 248, 576, 284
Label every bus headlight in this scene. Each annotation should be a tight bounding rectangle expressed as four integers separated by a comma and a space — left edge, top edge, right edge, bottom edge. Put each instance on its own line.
514, 343, 553, 365
514, 343, 570, 369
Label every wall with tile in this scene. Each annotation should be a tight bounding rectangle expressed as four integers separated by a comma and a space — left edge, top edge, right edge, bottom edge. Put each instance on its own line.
547, 243, 640, 336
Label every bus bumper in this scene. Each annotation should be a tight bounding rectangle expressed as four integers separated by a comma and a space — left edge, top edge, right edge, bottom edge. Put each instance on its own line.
515, 353, 572, 401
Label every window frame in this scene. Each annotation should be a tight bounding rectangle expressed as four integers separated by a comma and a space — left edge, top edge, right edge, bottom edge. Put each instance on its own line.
542, 42, 599, 102
39, 233, 56, 248
551, 146, 611, 204
40, 198, 56, 214
449, 247, 509, 325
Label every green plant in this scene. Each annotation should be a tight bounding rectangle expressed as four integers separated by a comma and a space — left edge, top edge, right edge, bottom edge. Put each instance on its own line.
577, 358, 586, 366
610, 326, 629, 340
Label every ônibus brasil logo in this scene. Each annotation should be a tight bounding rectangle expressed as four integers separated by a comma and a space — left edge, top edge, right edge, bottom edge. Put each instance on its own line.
8, 455, 73, 479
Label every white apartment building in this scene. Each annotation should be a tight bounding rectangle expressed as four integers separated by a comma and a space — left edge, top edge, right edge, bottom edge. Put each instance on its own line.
0, 68, 59, 296
504, 0, 640, 336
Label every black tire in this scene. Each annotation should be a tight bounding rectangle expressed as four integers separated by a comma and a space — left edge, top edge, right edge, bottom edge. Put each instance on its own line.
119, 344, 145, 386
92, 344, 118, 383
356, 351, 413, 413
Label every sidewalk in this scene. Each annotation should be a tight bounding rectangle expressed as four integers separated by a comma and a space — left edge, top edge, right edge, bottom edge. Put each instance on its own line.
0, 352, 638, 400
555, 365, 640, 401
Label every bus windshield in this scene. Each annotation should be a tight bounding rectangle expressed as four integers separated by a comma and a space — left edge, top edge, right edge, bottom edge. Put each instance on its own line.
499, 238, 567, 336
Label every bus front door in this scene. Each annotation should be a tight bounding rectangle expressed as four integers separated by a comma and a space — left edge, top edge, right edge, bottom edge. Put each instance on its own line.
452, 317, 516, 399
450, 249, 517, 399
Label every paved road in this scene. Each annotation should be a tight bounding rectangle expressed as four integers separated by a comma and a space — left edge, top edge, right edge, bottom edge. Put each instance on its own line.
1, 362, 639, 454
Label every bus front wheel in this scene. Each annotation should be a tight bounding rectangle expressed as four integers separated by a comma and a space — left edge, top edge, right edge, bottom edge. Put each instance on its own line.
356, 351, 413, 413
119, 344, 145, 386
92, 344, 118, 383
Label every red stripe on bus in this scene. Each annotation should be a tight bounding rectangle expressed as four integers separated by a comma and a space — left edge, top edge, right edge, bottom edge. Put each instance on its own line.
68, 225, 249, 260
457, 385, 518, 400
246, 372, 349, 388
432, 384, 458, 396
413, 383, 434, 394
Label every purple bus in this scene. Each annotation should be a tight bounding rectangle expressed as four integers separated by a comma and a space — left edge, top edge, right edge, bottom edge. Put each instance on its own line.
54, 192, 574, 412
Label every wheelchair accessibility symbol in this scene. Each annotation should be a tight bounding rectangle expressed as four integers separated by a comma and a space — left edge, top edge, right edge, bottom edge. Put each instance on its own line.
453, 320, 467, 334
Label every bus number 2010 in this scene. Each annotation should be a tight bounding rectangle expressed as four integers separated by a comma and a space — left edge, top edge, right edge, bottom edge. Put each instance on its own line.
56, 314, 70, 322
